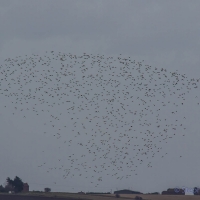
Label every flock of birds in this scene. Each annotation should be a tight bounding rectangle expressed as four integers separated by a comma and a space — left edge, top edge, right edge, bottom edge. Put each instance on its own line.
0, 51, 200, 189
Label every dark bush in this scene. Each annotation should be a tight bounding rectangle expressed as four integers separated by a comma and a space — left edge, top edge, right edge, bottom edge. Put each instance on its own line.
115, 193, 120, 198
44, 187, 51, 192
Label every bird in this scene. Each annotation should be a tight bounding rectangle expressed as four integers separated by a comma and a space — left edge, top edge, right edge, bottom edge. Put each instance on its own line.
0, 51, 198, 189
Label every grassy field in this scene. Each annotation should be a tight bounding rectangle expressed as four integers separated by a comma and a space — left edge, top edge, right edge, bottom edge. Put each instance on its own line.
1, 192, 200, 200
111, 194, 200, 200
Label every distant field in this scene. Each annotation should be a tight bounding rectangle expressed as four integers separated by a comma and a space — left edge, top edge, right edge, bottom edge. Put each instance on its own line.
99, 193, 200, 200
1, 193, 200, 200
90, 194, 200, 200
0, 192, 117, 200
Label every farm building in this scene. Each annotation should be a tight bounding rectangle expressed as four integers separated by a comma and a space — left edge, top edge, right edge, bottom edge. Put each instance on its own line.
22, 183, 29, 192
162, 188, 185, 195
114, 189, 142, 194
78, 191, 85, 194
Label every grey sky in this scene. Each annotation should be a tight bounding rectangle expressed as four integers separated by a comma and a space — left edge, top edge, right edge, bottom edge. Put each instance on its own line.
0, 0, 200, 195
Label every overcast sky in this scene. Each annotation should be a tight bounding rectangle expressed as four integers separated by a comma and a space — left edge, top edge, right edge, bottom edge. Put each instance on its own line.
0, 0, 200, 195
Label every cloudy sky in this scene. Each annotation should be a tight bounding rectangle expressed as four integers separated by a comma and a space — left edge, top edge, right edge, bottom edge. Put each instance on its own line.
0, 0, 200, 195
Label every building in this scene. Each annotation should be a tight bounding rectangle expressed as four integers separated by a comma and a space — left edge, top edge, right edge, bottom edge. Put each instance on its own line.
114, 189, 142, 194
146, 192, 159, 195
162, 188, 185, 195
78, 191, 85, 194
22, 183, 29, 192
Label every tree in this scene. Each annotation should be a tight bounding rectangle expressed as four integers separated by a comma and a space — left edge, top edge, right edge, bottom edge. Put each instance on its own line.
13, 176, 24, 192
5, 178, 14, 193
0, 185, 7, 193
44, 187, 51, 192
6, 176, 24, 193
6, 177, 14, 186
194, 187, 200, 195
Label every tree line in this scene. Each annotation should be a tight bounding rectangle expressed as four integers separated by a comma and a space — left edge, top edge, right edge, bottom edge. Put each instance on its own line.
0, 176, 24, 193
0, 176, 52, 193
